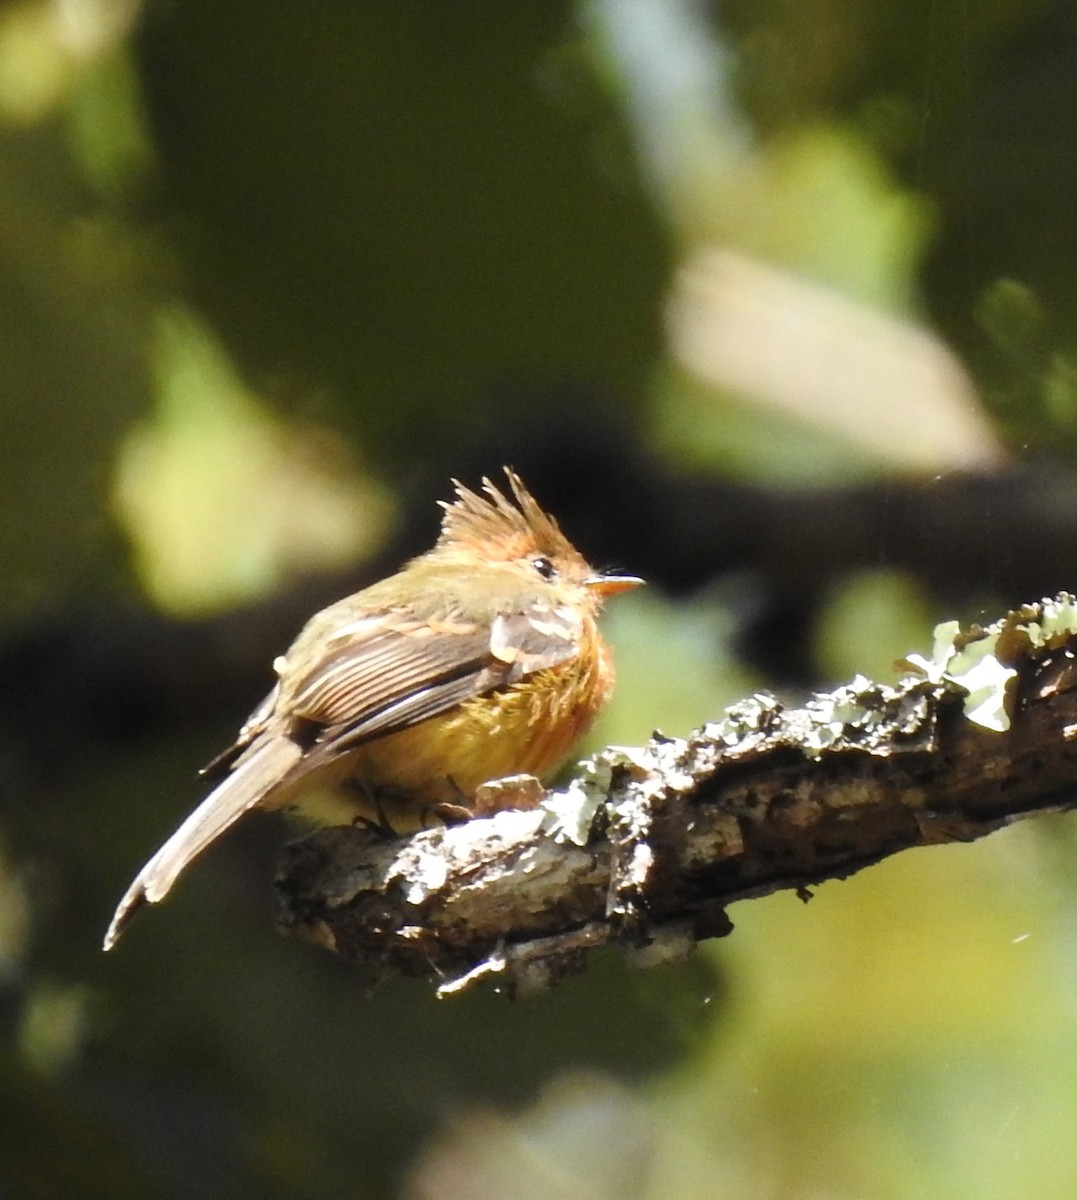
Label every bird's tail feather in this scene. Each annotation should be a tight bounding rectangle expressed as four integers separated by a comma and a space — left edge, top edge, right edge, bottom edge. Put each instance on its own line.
103, 736, 303, 951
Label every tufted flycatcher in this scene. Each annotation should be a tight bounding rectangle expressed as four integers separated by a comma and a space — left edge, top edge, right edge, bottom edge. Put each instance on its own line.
103, 469, 640, 949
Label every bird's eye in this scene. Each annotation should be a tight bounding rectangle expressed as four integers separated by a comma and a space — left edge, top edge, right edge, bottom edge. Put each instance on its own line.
531, 556, 557, 580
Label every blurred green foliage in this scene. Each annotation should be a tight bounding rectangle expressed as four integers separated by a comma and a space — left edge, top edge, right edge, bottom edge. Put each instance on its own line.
4, 1, 1077, 1198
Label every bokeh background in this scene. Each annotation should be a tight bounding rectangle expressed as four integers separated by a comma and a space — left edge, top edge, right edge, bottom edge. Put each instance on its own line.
5, 1, 1077, 1196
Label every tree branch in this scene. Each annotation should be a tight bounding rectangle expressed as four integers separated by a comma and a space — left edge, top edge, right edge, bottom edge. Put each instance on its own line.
275, 596, 1077, 996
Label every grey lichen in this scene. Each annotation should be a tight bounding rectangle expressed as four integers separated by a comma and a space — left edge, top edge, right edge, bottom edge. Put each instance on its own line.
901, 591, 1077, 733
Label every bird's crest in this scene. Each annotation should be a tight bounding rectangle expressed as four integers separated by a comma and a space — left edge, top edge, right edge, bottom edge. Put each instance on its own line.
437, 469, 576, 562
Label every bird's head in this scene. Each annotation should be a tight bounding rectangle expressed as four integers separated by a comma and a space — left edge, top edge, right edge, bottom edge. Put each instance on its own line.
432, 469, 642, 612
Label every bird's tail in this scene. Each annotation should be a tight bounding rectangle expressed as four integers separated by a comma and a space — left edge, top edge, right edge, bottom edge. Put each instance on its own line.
103, 736, 303, 951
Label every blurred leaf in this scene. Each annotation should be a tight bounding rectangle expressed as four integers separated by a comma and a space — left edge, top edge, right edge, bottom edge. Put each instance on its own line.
592, 588, 756, 744
976, 278, 1047, 359
114, 308, 393, 615
405, 1074, 655, 1200
661, 249, 1001, 480
814, 568, 934, 683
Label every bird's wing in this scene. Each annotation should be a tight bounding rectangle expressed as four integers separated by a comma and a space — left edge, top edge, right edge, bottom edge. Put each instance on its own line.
284, 604, 583, 743
103, 602, 584, 951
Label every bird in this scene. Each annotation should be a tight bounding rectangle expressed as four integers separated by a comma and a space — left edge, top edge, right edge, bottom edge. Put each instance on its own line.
103, 469, 641, 949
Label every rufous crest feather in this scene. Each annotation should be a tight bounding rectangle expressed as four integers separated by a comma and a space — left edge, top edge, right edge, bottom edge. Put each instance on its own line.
436, 469, 577, 562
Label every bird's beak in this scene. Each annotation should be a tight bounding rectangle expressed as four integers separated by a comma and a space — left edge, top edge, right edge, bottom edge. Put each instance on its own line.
584, 573, 644, 597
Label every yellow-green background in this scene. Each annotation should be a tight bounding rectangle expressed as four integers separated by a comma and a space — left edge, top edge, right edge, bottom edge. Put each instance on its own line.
3, 2, 1076, 1197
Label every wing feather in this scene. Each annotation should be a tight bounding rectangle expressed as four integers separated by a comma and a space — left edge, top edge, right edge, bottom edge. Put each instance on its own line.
200, 603, 584, 802
283, 604, 583, 744
285, 623, 493, 726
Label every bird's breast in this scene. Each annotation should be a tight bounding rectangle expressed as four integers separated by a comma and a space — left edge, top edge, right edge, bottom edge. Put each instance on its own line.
346, 625, 614, 808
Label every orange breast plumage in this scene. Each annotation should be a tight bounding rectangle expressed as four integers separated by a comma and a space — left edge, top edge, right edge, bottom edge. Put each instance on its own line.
346, 619, 614, 807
